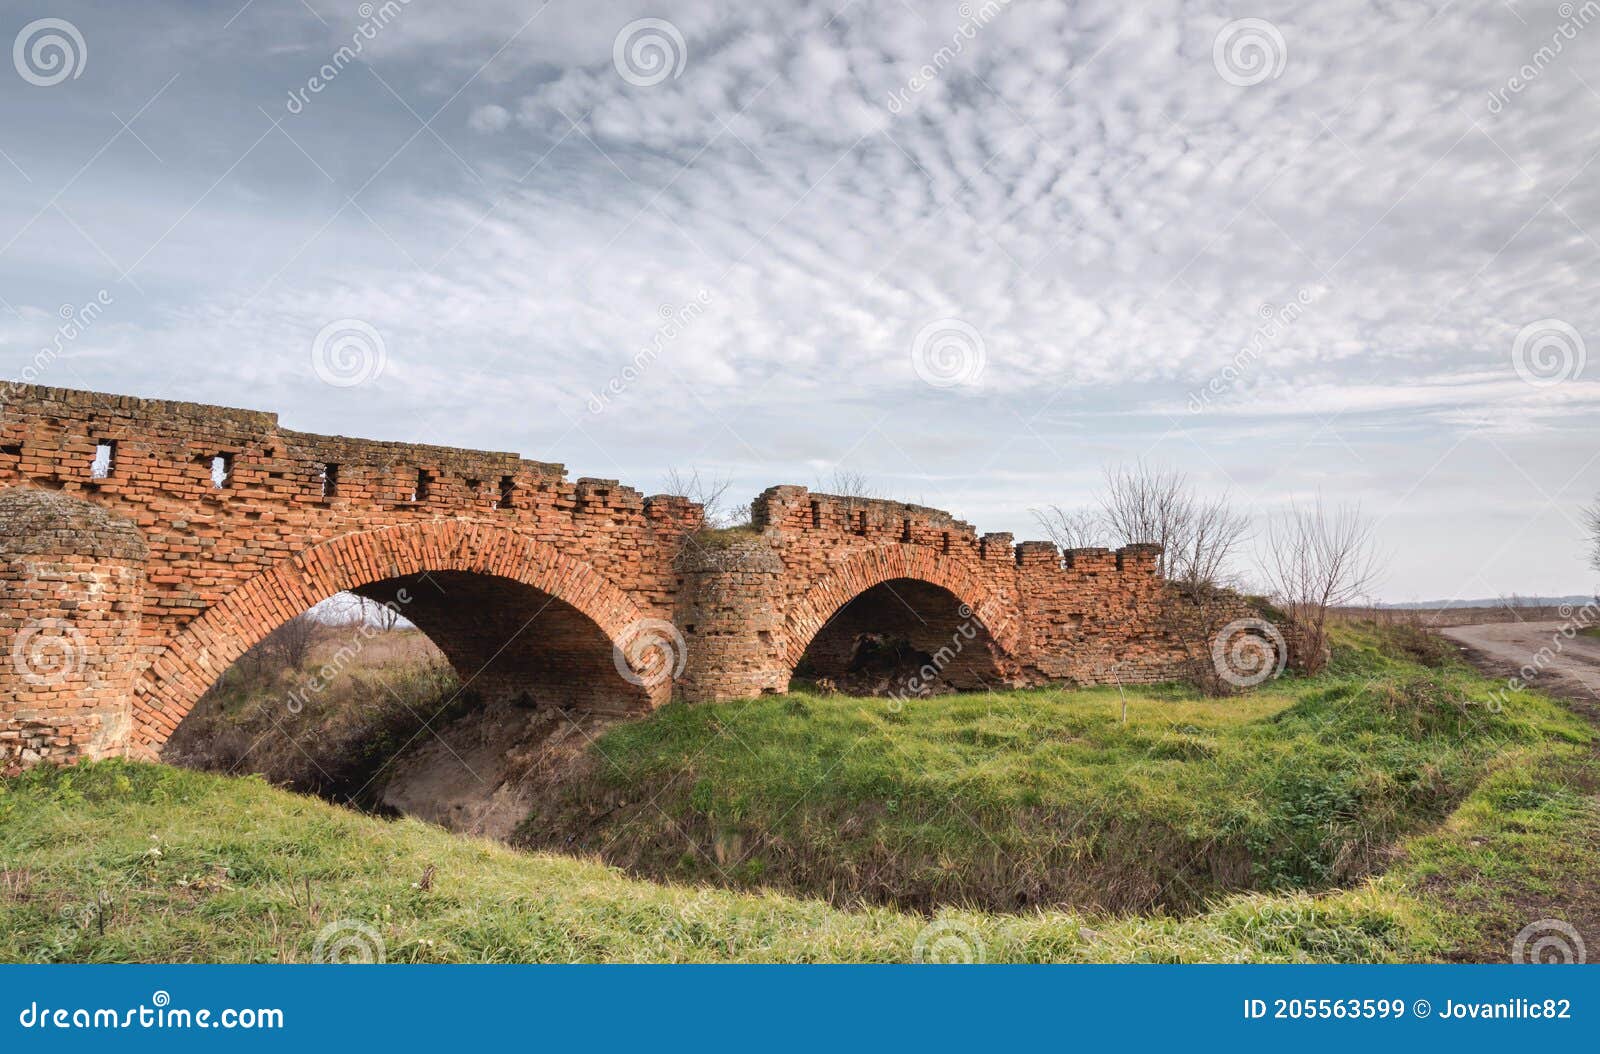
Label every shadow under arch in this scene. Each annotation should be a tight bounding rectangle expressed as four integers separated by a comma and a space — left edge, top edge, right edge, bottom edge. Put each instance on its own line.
132, 520, 665, 755
782, 546, 1021, 694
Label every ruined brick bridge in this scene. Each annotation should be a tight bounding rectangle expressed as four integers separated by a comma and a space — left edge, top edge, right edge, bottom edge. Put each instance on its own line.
1, 384, 1269, 769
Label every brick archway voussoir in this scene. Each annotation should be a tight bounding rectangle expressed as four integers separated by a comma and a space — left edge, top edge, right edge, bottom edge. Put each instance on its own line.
130, 520, 658, 753
781, 544, 1021, 669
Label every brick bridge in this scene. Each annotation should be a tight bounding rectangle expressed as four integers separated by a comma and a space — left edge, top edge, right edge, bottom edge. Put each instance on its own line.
0, 384, 1263, 769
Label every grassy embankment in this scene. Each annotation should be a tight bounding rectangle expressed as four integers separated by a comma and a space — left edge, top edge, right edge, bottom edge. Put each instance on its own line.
513, 623, 1588, 916
1, 621, 1595, 963
161, 629, 460, 804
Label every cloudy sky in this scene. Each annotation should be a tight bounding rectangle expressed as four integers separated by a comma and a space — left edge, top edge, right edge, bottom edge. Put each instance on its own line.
3, 0, 1598, 600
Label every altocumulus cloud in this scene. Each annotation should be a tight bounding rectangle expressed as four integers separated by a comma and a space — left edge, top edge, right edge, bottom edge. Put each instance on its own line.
1, 0, 1597, 599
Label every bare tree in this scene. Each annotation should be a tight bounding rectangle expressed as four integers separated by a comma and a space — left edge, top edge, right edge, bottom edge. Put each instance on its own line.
1098, 462, 1196, 578
1166, 496, 1251, 591
357, 593, 402, 632
811, 468, 885, 519
1259, 499, 1383, 674
1095, 461, 1248, 587
665, 467, 749, 529
819, 468, 880, 502
1585, 495, 1600, 574
1031, 505, 1106, 550
264, 612, 320, 672
1495, 594, 1535, 622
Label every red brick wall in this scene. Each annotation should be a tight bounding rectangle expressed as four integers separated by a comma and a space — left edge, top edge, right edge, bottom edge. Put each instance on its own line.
751, 486, 1197, 686
0, 488, 147, 772
1, 383, 1260, 764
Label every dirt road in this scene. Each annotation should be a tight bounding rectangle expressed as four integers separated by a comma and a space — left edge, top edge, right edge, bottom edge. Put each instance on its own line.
1441, 620, 1600, 713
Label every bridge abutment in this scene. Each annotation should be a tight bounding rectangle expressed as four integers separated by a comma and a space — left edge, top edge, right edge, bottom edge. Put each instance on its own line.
675, 536, 791, 700
0, 488, 147, 771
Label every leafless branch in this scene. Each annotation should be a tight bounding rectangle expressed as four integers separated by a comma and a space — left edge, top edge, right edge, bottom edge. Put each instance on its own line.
1259, 498, 1383, 673
1092, 461, 1249, 587
665, 467, 749, 529
815, 468, 882, 513
1030, 505, 1107, 550
1585, 495, 1600, 575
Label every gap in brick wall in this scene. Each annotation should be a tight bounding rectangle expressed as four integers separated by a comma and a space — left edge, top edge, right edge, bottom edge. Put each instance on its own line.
210, 455, 231, 489
91, 440, 115, 479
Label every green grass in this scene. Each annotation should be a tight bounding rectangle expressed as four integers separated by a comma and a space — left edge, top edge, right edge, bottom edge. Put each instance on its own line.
0, 759, 1439, 963
163, 640, 459, 803
1, 621, 1595, 963
514, 623, 1589, 913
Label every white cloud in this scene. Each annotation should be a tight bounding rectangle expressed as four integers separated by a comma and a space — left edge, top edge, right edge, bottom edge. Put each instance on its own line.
2, 0, 1599, 597
467, 103, 511, 133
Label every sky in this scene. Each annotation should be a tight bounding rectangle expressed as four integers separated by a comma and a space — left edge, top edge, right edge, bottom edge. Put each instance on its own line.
2, 0, 1599, 601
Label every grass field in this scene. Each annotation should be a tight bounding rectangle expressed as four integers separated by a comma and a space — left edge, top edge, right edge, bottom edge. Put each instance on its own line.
513, 622, 1591, 915
1, 622, 1595, 963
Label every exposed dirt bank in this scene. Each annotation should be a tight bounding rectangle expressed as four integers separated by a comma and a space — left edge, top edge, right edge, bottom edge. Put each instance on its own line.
379, 700, 614, 840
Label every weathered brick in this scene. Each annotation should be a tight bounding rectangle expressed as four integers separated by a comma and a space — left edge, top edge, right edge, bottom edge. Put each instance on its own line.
1, 383, 1271, 770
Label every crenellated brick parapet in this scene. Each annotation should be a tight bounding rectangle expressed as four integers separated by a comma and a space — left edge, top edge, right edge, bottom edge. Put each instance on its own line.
0, 383, 1276, 767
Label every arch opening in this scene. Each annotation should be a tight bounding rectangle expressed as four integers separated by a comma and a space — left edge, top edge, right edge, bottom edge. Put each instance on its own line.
161, 569, 651, 756
131, 521, 664, 756
349, 571, 653, 715
792, 577, 1008, 696
159, 570, 652, 826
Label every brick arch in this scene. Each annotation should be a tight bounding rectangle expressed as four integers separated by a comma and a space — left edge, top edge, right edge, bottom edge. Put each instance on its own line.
781, 545, 1022, 669
129, 520, 662, 753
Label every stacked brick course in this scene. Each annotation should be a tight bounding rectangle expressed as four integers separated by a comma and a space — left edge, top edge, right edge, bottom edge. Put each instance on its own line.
0, 488, 147, 771
0, 384, 1274, 767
